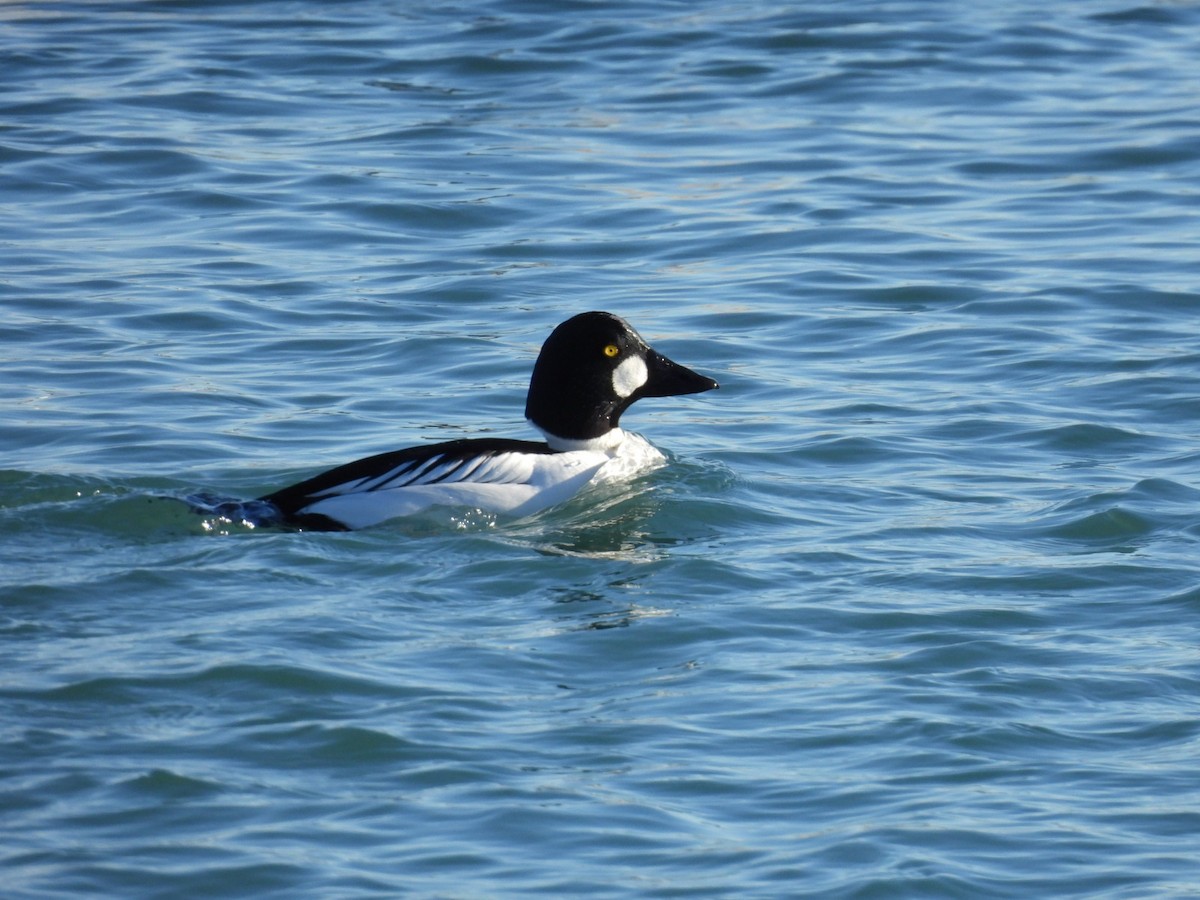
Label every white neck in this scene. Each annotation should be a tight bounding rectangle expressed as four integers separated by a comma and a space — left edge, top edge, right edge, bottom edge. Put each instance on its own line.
531, 422, 627, 453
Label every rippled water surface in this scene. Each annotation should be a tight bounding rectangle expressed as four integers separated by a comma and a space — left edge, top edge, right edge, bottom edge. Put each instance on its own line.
4, 1, 1200, 896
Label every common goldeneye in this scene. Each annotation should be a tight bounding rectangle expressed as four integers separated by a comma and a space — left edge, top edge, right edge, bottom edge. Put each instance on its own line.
256, 311, 718, 530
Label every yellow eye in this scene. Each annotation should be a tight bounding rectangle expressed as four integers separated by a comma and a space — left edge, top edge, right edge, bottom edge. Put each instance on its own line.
603, 344, 620, 358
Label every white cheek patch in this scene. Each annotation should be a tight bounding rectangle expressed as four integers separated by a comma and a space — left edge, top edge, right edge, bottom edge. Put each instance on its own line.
611, 355, 649, 399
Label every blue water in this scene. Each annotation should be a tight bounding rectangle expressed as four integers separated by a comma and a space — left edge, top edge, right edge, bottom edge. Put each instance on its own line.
4, 1, 1200, 896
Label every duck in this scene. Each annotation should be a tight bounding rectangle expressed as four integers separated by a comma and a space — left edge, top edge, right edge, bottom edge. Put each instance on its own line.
255, 311, 718, 530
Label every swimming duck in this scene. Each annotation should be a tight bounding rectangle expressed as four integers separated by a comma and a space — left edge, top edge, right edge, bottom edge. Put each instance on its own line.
258, 311, 718, 530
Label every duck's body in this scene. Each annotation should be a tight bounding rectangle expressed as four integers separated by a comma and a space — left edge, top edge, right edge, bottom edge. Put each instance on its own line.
261, 431, 663, 531
257, 312, 717, 531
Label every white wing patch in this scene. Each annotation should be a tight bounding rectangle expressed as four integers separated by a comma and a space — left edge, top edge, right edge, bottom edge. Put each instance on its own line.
308, 452, 502, 499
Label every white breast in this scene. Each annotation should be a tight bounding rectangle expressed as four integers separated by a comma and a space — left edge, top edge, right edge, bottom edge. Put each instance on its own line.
590, 430, 665, 483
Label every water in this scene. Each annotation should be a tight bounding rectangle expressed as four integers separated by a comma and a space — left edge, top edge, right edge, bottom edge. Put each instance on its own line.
3, 0, 1200, 895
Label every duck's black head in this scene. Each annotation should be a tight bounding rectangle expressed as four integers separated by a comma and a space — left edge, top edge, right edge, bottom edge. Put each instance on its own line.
524, 311, 718, 448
